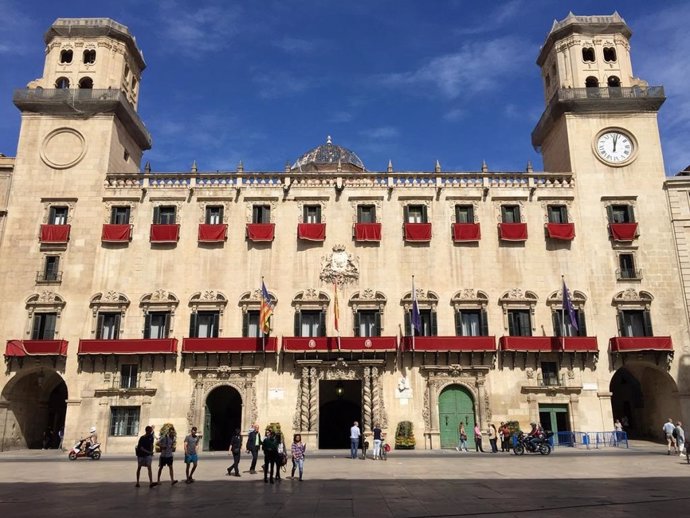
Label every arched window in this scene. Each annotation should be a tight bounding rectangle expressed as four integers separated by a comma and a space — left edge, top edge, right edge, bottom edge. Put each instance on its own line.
498, 289, 538, 337
603, 47, 617, 62
140, 290, 179, 339
608, 76, 621, 87
26, 291, 66, 340
292, 290, 330, 337
349, 290, 387, 337
239, 289, 276, 337
585, 76, 599, 88
59, 49, 73, 64
401, 289, 439, 336
188, 291, 227, 338
582, 47, 595, 63
83, 49, 96, 64
546, 290, 587, 337
451, 289, 489, 337
78, 77, 93, 89
55, 77, 70, 89
90, 292, 130, 340
612, 290, 654, 337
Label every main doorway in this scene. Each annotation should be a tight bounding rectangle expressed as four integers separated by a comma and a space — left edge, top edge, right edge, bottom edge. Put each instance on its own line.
204, 386, 242, 451
319, 380, 362, 449
539, 404, 570, 443
438, 385, 476, 449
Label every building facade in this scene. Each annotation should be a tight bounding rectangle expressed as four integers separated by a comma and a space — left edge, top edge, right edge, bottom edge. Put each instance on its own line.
1, 14, 688, 452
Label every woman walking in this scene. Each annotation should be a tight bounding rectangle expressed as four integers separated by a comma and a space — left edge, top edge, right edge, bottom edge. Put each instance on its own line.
488, 423, 498, 453
455, 423, 469, 452
372, 423, 383, 459
274, 432, 285, 482
290, 434, 306, 480
474, 423, 484, 453
262, 429, 277, 483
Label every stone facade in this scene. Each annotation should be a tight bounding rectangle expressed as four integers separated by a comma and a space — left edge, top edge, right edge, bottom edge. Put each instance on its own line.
1, 15, 689, 452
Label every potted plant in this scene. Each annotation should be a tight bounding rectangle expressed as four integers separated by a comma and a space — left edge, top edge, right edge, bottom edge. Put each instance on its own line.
394, 421, 416, 449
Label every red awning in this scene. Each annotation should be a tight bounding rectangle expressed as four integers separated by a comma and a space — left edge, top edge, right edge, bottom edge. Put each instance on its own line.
298, 223, 326, 241
401, 336, 495, 352
354, 223, 382, 242
78, 338, 178, 355
283, 337, 397, 353
182, 337, 277, 353
546, 223, 575, 241
499, 336, 559, 352
498, 223, 528, 241
609, 223, 638, 241
609, 336, 673, 353
452, 223, 481, 242
404, 223, 432, 242
101, 224, 132, 242
246, 223, 275, 242
150, 224, 180, 243
561, 337, 598, 352
5, 340, 68, 357
198, 224, 227, 242
40, 224, 71, 243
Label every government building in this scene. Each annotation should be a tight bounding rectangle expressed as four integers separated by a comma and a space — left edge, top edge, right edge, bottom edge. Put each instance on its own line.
1, 13, 688, 452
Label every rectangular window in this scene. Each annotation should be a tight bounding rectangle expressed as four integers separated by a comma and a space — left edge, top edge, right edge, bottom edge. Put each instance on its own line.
252, 205, 271, 224
541, 362, 559, 387
619, 253, 636, 279
205, 206, 224, 225
110, 206, 131, 224
609, 205, 634, 223
458, 309, 481, 336
300, 310, 323, 337
303, 205, 321, 224
620, 310, 652, 337
96, 312, 121, 340
406, 205, 427, 223
153, 206, 176, 224
245, 310, 260, 338
553, 309, 586, 337
547, 205, 568, 224
356, 310, 380, 337
44, 256, 60, 281
120, 364, 138, 389
49, 206, 68, 225
191, 311, 219, 338
455, 205, 474, 224
501, 205, 521, 223
31, 312, 57, 340
357, 205, 376, 223
145, 312, 170, 339
109, 406, 140, 436
507, 309, 532, 336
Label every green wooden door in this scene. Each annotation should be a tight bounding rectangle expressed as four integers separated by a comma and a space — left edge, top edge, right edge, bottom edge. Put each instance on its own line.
439, 385, 476, 449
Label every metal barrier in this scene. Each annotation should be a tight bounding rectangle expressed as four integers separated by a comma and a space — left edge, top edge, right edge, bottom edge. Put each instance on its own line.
549, 431, 628, 449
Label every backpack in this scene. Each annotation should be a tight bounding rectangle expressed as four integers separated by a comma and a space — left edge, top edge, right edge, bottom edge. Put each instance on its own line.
673, 428, 678, 439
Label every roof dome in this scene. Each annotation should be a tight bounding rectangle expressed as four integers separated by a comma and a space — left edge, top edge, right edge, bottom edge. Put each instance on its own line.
292, 136, 365, 172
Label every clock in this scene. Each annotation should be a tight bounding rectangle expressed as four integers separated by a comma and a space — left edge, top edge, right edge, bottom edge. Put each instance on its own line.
594, 129, 636, 166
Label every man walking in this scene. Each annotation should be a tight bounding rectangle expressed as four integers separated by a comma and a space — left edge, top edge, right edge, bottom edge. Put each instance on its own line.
675, 421, 685, 457
157, 427, 178, 485
350, 421, 361, 459
135, 425, 157, 488
227, 428, 242, 477
663, 418, 676, 455
246, 424, 261, 474
184, 426, 200, 483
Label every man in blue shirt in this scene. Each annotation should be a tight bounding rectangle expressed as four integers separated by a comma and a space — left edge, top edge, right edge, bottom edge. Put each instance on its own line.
350, 421, 361, 459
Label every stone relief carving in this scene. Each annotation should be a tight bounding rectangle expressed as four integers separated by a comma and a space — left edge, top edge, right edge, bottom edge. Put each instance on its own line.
187, 369, 257, 430
320, 245, 359, 286
245, 201, 277, 223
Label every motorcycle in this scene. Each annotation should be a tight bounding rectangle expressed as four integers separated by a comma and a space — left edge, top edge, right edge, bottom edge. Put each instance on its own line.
513, 431, 553, 456
68, 440, 102, 460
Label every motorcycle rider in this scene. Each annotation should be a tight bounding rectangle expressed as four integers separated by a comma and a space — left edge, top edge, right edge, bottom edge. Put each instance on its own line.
527, 422, 543, 451
82, 426, 98, 454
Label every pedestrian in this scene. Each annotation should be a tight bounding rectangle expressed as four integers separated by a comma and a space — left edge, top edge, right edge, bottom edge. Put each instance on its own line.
455, 423, 469, 452
675, 422, 685, 457
57, 428, 64, 451
350, 421, 361, 459
662, 418, 676, 455
488, 423, 498, 453
614, 419, 623, 444
262, 429, 278, 483
372, 422, 383, 460
157, 427, 178, 485
291, 434, 306, 480
183, 426, 200, 483
474, 423, 484, 452
135, 425, 157, 488
275, 432, 286, 481
500, 422, 511, 452
245, 423, 261, 474
227, 428, 242, 477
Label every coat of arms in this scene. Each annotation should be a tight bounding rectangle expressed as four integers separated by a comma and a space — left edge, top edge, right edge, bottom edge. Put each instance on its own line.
320, 245, 359, 285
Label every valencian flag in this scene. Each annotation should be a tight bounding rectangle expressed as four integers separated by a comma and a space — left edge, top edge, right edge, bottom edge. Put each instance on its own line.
259, 280, 274, 335
333, 282, 340, 333
411, 276, 422, 335
562, 279, 579, 332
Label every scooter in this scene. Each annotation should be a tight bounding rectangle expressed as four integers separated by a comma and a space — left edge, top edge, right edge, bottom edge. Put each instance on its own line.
68, 439, 102, 460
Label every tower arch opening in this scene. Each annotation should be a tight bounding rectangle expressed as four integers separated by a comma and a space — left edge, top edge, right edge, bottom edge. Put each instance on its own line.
203, 385, 242, 451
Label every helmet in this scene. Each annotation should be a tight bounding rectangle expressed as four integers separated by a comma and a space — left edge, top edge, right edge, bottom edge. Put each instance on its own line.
89, 427, 96, 433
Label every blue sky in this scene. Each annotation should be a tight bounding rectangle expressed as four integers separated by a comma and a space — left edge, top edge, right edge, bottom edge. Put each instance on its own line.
1, 0, 689, 174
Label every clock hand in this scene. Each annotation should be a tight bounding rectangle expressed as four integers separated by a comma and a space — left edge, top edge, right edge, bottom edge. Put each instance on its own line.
612, 134, 618, 152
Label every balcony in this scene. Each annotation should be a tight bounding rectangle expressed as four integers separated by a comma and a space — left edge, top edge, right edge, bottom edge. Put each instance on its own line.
609, 336, 673, 353
40, 224, 70, 244
182, 337, 277, 354
283, 336, 397, 353
101, 224, 132, 243
609, 223, 638, 242
501, 336, 598, 353
5, 339, 68, 357
498, 223, 527, 242
246, 223, 275, 242
522, 373, 582, 395
150, 224, 179, 243
404, 223, 432, 242
545, 223, 575, 241
400, 336, 495, 352
353, 223, 382, 242
297, 223, 326, 241
94, 374, 156, 397
36, 270, 63, 284
452, 223, 481, 242
198, 224, 227, 243
78, 338, 178, 355
616, 268, 643, 281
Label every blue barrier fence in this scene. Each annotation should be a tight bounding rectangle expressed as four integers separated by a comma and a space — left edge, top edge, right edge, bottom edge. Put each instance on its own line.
549, 431, 628, 449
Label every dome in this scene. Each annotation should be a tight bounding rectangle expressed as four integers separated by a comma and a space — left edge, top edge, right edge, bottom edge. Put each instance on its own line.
292, 136, 365, 172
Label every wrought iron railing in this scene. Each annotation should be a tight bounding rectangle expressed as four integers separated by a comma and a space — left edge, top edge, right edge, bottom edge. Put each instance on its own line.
14, 88, 122, 103
616, 268, 643, 281
537, 374, 565, 387
556, 85, 665, 102
36, 271, 63, 283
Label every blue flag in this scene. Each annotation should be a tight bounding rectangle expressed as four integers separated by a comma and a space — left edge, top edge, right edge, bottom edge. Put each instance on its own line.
411, 278, 422, 335
562, 280, 579, 332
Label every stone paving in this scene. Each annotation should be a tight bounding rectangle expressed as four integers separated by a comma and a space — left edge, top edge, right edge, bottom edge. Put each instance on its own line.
1, 441, 689, 517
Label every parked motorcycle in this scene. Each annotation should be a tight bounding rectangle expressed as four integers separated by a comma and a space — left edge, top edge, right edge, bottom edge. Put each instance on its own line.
68, 440, 102, 460
513, 431, 553, 456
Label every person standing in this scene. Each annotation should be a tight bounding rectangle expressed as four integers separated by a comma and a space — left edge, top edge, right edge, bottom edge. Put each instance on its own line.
675, 422, 685, 457
262, 429, 278, 483
291, 434, 306, 480
455, 423, 469, 452
488, 423, 498, 453
157, 428, 178, 485
227, 428, 242, 477
500, 422, 511, 452
662, 418, 676, 455
246, 424, 261, 474
372, 423, 383, 460
136, 425, 157, 488
350, 421, 361, 459
183, 426, 200, 483
275, 432, 286, 481
474, 423, 484, 453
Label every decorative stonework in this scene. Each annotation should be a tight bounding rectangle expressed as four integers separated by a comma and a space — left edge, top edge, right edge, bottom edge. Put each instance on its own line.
42, 200, 77, 224
350, 200, 382, 223
103, 200, 137, 224
198, 201, 230, 224
151, 201, 183, 224
292, 290, 330, 312
320, 245, 359, 286
447, 200, 479, 223
40, 128, 87, 170
451, 289, 489, 310
401, 289, 438, 312
494, 201, 525, 223
297, 200, 327, 223
245, 200, 277, 223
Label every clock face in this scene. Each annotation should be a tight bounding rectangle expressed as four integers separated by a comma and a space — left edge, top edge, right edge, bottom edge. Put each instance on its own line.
595, 130, 635, 165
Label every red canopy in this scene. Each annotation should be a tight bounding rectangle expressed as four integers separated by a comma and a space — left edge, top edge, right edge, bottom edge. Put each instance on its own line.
452, 223, 481, 242
246, 223, 275, 242
5, 340, 68, 357
183, 337, 277, 353
198, 224, 227, 242
40, 224, 70, 243
546, 223, 575, 241
101, 224, 132, 242
150, 224, 180, 243
404, 223, 432, 242
609, 223, 638, 241
283, 336, 397, 352
401, 336, 495, 352
499, 336, 558, 352
498, 223, 528, 241
298, 223, 326, 241
561, 337, 598, 352
354, 223, 382, 242
78, 339, 178, 355
609, 336, 672, 352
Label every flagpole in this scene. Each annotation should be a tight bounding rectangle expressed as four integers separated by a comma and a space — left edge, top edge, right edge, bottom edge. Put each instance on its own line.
411, 275, 416, 353
561, 275, 567, 351
334, 282, 341, 352
261, 275, 266, 352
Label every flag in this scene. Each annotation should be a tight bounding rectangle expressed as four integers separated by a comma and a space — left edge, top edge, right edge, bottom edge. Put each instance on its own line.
259, 281, 274, 335
411, 277, 422, 335
333, 283, 340, 333
562, 279, 579, 332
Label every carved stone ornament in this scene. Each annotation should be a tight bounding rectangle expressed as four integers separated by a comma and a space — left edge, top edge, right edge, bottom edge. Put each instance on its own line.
320, 245, 359, 286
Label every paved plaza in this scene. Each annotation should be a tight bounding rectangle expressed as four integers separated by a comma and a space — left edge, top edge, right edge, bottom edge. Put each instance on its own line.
0, 442, 688, 517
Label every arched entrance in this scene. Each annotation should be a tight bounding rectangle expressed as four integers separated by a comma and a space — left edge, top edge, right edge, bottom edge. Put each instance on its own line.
319, 380, 362, 449
1, 369, 67, 450
204, 385, 242, 451
438, 384, 476, 449
610, 365, 679, 438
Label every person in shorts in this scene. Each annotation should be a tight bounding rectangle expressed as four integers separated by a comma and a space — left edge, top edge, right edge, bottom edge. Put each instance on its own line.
136, 425, 157, 488
157, 428, 178, 485
184, 426, 201, 483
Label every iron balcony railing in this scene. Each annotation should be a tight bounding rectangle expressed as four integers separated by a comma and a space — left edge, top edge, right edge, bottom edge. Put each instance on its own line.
14, 87, 122, 103
616, 268, 643, 281
556, 85, 665, 102
537, 374, 565, 387
36, 271, 63, 283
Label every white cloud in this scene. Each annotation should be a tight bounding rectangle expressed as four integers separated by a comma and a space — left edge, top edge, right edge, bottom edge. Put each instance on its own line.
360, 126, 399, 139
251, 71, 315, 99
0, 0, 37, 55
443, 108, 465, 121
